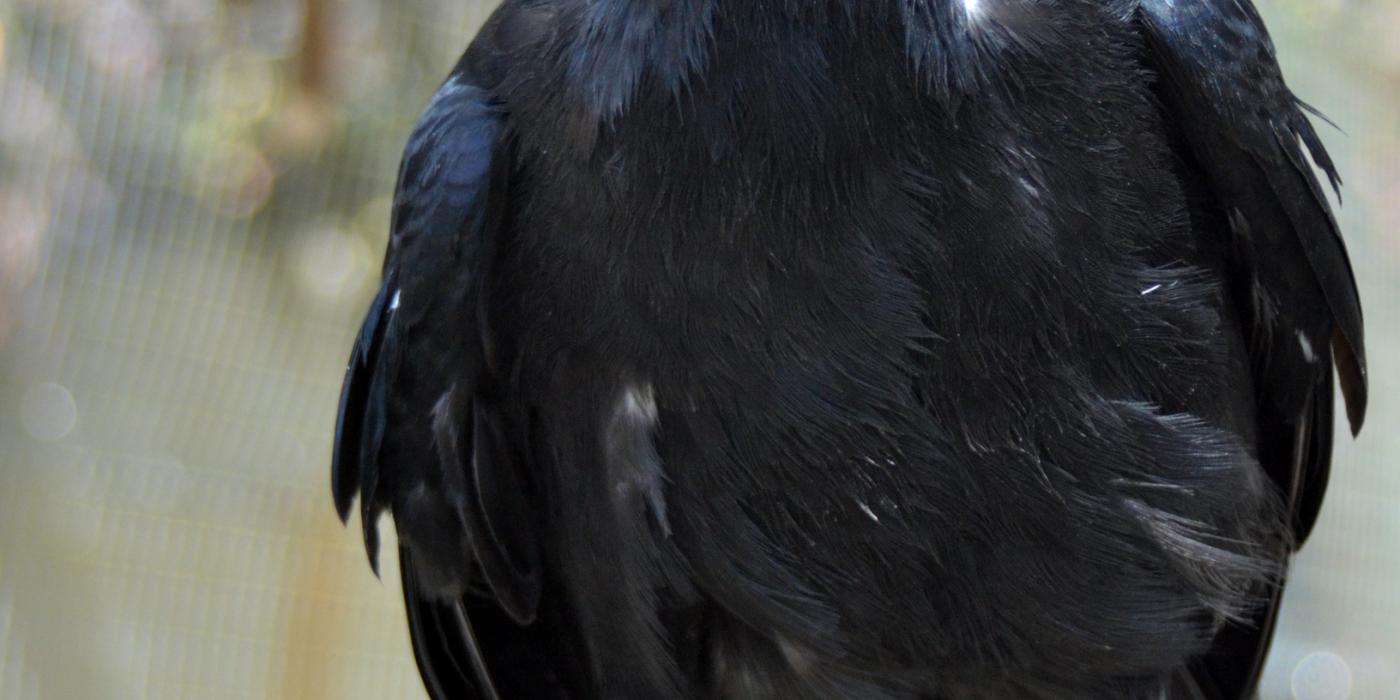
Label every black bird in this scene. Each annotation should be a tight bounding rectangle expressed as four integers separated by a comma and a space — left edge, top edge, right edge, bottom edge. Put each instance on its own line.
331, 0, 1367, 697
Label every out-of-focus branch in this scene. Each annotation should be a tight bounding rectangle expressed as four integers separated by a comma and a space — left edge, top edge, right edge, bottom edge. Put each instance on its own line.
270, 0, 338, 158
297, 0, 330, 98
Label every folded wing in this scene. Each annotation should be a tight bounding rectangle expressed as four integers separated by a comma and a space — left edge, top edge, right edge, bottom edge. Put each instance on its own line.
330, 71, 539, 699
1136, 1, 1367, 695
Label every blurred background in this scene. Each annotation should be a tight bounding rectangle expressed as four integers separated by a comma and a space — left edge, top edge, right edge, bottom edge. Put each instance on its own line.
0, 0, 1393, 698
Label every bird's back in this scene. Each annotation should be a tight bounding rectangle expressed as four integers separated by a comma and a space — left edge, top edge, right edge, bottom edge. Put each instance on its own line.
333, 1, 1366, 698
486, 4, 1278, 697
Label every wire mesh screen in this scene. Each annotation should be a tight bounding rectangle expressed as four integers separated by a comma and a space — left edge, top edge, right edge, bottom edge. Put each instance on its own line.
0, 1, 1396, 698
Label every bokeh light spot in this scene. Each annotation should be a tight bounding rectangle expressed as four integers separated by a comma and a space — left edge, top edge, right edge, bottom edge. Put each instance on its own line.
267, 92, 338, 158
80, 0, 163, 81
1292, 651, 1353, 700
288, 223, 371, 306
353, 196, 393, 240
203, 51, 282, 127
191, 140, 276, 219
21, 381, 78, 442
0, 188, 47, 287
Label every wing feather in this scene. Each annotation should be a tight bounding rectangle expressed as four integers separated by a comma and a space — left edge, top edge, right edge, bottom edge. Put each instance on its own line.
331, 283, 389, 521
1136, 2, 1367, 696
1138, 0, 1366, 435
329, 67, 543, 698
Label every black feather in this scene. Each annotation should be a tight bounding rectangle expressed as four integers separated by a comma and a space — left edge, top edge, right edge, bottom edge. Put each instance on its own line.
467, 402, 541, 625
1138, 1, 1366, 695
400, 548, 500, 700
1138, 0, 1366, 433
330, 2, 1365, 698
330, 283, 390, 522
329, 37, 554, 697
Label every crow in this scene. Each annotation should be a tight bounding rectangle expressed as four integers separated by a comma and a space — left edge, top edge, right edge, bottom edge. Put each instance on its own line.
331, 0, 1367, 697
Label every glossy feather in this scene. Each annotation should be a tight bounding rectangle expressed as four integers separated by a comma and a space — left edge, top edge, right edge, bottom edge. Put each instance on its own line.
331, 1, 1366, 698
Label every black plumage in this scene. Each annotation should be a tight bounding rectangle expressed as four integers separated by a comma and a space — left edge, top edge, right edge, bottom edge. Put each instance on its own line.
331, 1, 1367, 697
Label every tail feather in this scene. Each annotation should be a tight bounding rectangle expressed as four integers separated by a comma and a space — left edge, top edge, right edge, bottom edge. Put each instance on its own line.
401, 548, 499, 700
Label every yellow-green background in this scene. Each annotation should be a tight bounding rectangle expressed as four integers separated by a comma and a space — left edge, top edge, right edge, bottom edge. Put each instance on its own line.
0, 1, 1394, 698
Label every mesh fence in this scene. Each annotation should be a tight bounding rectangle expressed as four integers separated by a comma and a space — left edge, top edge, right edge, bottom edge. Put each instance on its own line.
0, 1, 1396, 698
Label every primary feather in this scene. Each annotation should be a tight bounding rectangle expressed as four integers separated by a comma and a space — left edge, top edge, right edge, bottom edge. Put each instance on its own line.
331, 1, 1365, 698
